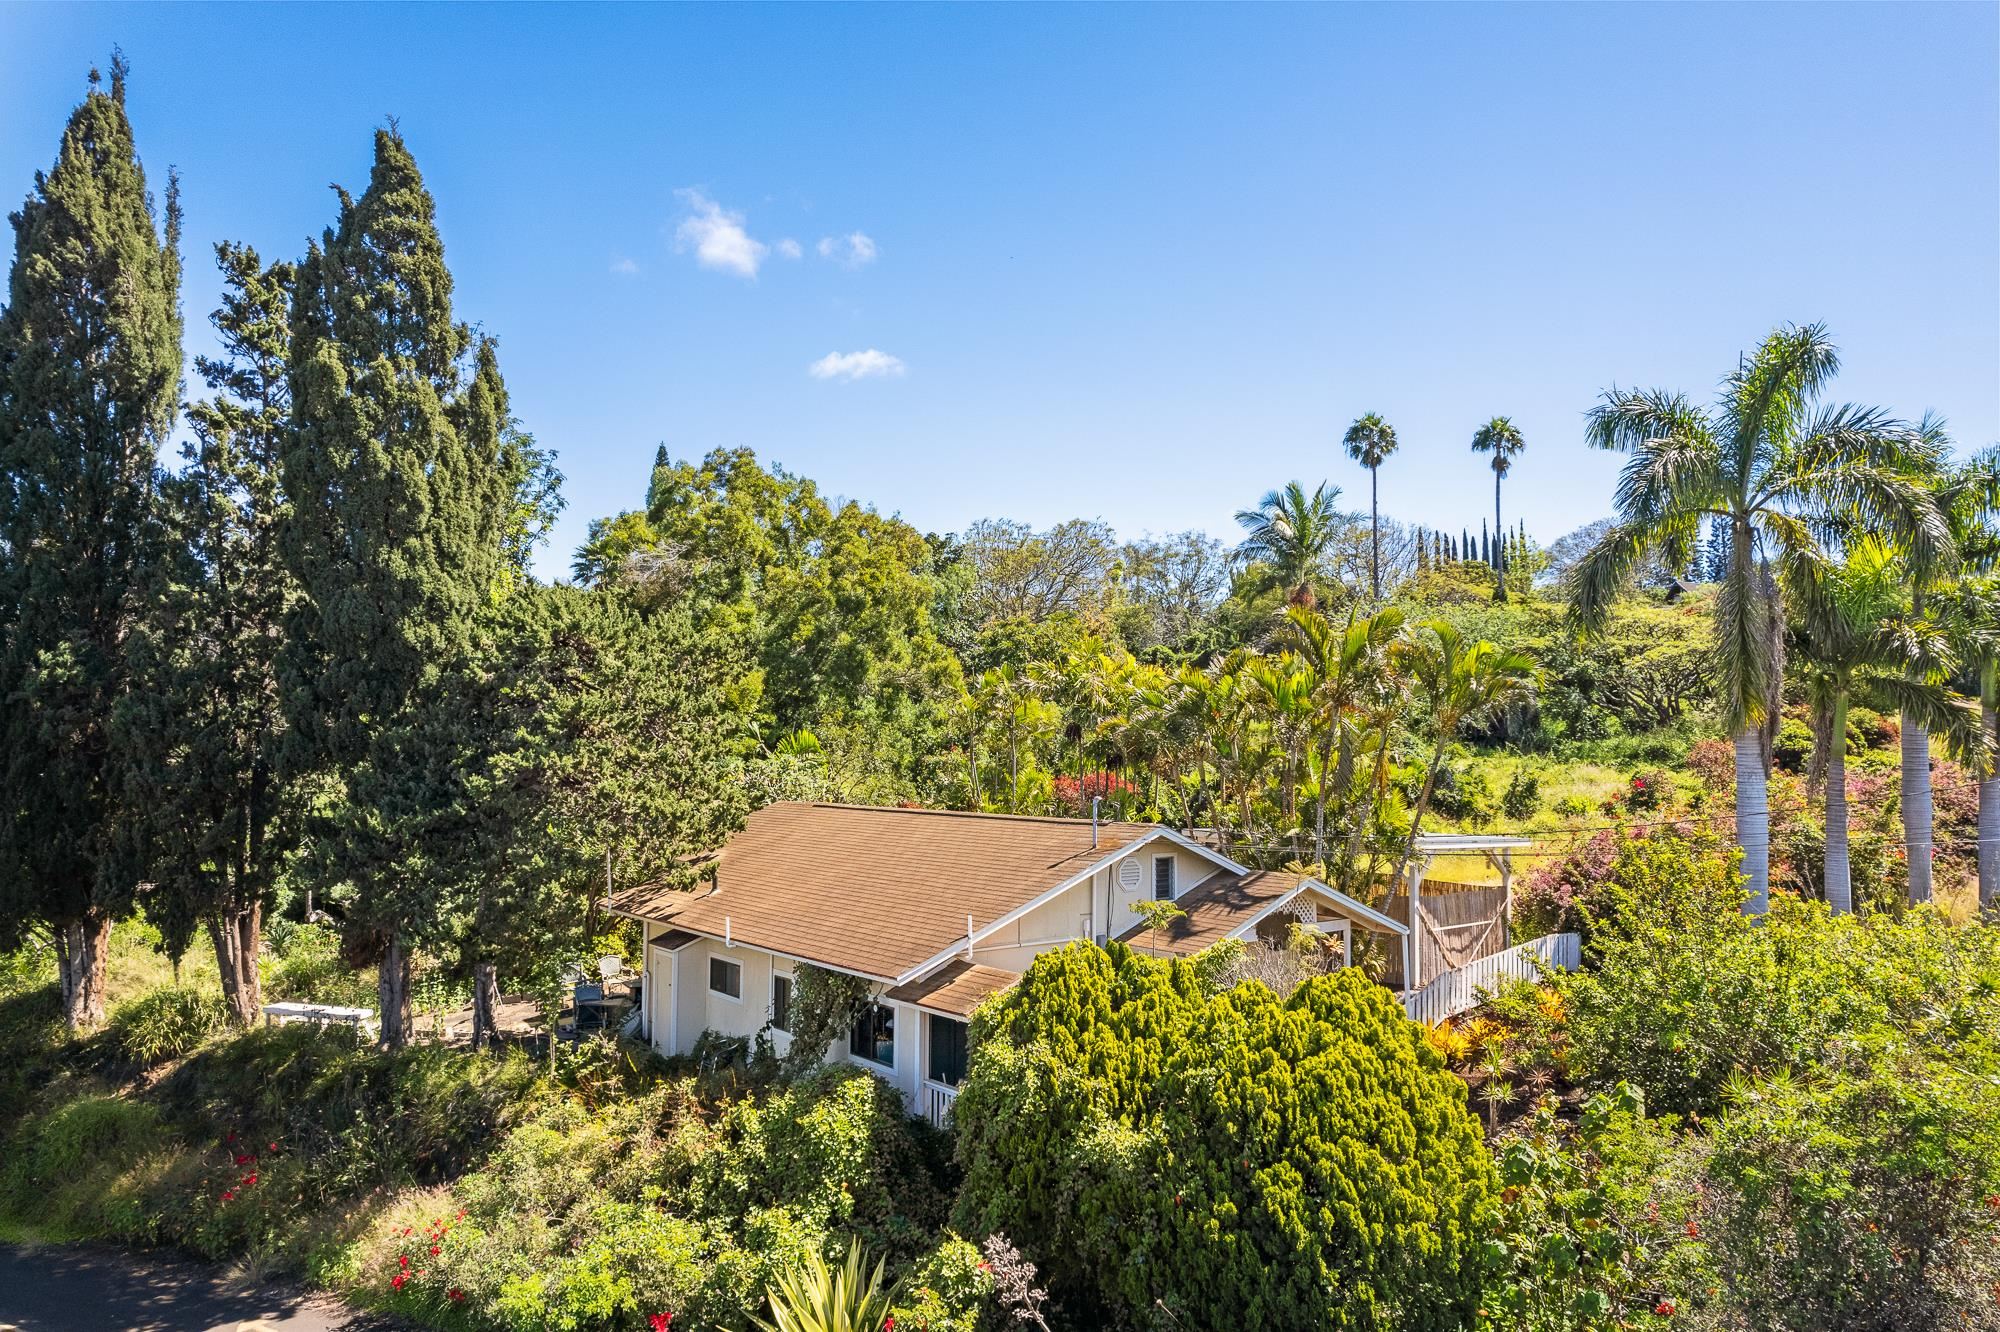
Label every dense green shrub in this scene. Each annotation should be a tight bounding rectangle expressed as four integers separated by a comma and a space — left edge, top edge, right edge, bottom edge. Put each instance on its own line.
110, 986, 228, 1064
357, 1066, 956, 1332
1500, 766, 1541, 820
1691, 1046, 2000, 1332
1558, 831, 2000, 1118
153, 1024, 554, 1198
0, 1094, 171, 1238
692, 1065, 952, 1255
954, 942, 1493, 1331
1478, 1083, 1695, 1331
887, 1234, 992, 1332
262, 921, 376, 1008
1428, 759, 1497, 824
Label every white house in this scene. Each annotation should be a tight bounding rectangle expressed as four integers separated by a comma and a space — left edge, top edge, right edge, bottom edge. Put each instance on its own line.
607, 802, 1409, 1126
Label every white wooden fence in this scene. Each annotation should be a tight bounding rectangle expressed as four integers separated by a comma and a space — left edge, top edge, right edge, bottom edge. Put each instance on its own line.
1401, 932, 1580, 1027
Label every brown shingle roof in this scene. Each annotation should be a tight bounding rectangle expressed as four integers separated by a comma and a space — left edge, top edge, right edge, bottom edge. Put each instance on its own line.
885, 959, 1019, 1017
607, 802, 1164, 980
1114, 869, 1309, 957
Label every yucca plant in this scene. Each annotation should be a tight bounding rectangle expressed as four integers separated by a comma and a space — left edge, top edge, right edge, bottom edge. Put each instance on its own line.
753, 1238, 902, 1332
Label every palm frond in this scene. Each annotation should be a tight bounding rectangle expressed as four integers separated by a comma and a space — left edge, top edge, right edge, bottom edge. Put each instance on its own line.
1563, 521, 1658, 634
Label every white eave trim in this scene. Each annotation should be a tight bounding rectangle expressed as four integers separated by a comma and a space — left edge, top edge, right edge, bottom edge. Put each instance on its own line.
892, 826, 1245, 985
640, 923, 897, 986
1222, 879, 1409, 941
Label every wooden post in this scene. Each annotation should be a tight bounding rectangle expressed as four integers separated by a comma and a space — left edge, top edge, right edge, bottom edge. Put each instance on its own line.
1408, 858, 1425, 991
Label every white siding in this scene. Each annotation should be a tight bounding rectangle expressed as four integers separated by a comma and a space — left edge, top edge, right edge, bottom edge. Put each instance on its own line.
628, 835, 1241, 1110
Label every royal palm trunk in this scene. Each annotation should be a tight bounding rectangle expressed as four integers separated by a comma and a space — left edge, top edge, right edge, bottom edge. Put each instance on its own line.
1734, 729, 1771, 914
1901, 715, 1934, 904
1823, 694, 1852, 914
1982, 695, 2000, 911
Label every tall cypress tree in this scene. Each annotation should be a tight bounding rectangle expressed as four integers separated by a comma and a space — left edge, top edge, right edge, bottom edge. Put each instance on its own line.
279, 129, 510, 1047
131, 244, 296, 1026
0, 58, 182, 1030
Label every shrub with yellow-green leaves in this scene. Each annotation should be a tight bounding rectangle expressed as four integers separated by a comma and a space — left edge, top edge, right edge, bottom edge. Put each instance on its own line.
953, 941, 1494, 1331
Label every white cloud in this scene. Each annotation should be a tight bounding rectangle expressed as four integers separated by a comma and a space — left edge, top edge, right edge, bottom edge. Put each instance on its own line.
776, 238, 803, 260
674, 188, 768, 278
808, 349, 906, 382
609, 256, 640, 275
816, 231, 878, 268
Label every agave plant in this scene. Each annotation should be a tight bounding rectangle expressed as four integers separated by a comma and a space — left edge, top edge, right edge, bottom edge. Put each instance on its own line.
754, 1238, 902, 1332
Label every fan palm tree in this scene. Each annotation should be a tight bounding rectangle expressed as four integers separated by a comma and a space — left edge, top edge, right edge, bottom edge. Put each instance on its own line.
1470, 417, 1526, 602
1343, 414, 1399, 600
1790, 538, 1971, 912
1235, 480, 1348, 609
1569, 323, 1950, 912
1387, 622, 1536, 891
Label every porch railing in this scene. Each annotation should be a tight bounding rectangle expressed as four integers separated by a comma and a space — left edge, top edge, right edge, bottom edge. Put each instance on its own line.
922, 1079, 959, 1129
1402, 932, 1580, 1027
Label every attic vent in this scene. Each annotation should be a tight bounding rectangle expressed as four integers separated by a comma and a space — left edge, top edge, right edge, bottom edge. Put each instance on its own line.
1118, 859, 1143, 891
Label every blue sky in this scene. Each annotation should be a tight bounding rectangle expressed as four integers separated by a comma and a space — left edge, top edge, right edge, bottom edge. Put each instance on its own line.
3, 3, 1995, 581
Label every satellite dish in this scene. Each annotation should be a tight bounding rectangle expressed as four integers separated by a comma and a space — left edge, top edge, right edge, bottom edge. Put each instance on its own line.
1118, 859, 1143, 890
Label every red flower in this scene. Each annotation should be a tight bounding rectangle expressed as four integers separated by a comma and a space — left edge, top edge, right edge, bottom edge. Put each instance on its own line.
650, 1315, 674, 1332
234, 1154, 253, 1165
429, 1245, 440, 1257
1684, 1222, 1700, 1238
883, 1320, 894, 1332
220, 1190, 235, 1202
448, 1288, 465, 1303
399, 1255, 410, 1270
391, 1274, 405, 1291
1655, 1299, 1676, 1316
268, 1142, 279, 1152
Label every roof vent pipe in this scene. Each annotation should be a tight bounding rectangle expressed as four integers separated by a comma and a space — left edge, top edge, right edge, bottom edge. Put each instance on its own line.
1091, 796, 1101, 849
725, 916, 732, 948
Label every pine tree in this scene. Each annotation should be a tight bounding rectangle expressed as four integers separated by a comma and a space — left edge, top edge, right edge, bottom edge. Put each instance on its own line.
130, 244, 296, 1027
279, 129, 512, 1048
0, 58, 182, 1031
447, 587, 747, 1047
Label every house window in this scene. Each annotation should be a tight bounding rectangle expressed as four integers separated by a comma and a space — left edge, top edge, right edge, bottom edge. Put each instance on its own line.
771, 974, 793, 1032
849, 1002, 895, 1068
1153, 855, 1176, 900
709, 957, 742, 1000
927, 1014, 969, 1087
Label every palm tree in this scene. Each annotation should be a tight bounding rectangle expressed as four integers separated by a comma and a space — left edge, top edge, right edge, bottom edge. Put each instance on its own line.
1281, 604, 1405, 867
1244, 653, 1316, 851
1387, 622, 1536, 891
1470, 417, 1526, 602
1891, 449, 1999, 904
1235, 480, 1348, 609
1343, 414, 1399, 600
1790, 538, 1970, 912
1569, 323, 1949, 912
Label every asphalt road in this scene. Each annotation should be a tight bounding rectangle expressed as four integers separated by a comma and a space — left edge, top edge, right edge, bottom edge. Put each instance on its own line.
0, 1243, 400, 1332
